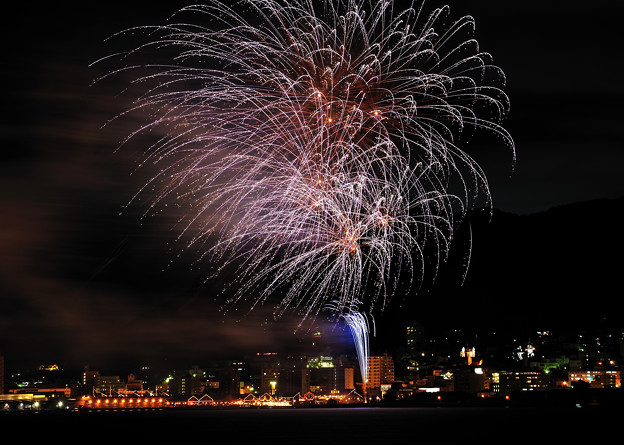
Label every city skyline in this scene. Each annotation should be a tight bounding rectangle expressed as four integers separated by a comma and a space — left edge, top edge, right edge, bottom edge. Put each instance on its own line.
3, 316, 622, 401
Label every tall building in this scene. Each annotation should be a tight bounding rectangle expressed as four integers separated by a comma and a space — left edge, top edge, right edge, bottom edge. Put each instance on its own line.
219, 366, 241, 399
304, 356, 356, 394
301, 369, 311, 394
406, 322, 424, 349
276, 367, 310, 396
168, 373, 203, 397
367, 353, 395, 389
82, 366, 100, 395
344, 367, 354, 390
261, 368, 280, 395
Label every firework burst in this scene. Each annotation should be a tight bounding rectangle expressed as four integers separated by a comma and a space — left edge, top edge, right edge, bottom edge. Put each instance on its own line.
99, 0, 514, 337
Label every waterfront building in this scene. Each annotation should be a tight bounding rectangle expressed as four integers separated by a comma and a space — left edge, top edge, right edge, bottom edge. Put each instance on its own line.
1, 393, 58, 410
96, 376, 123, 396
367, 353, 395, 390
9, 385, 73, 398
82, 366, 99, 394
125, 374, 144, 393
167, 373, 203, 397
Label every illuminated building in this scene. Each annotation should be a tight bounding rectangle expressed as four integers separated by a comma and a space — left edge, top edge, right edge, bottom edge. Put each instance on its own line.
460, 347, 481, 366
530, 356, 569, 373
38, 364, 61, 371
261, 368, 280, 395
167, 373, 203, 397
82, 366, 99, 394
406, 322, 424, 349
79, 395, 169, 409
367, 353, 394, 390
274, 366, 314, 397
9, 386, 73, 398
453, 367, 486, 394
125, 374, 144, 393
96, 376, 123, 396
305, 356, 356, 394
1, 393, 53, 410
307, 356, 334, 369
187, 394, 214, 406
491, 371, 550, 394
306, 356, 334, 394
344, 367, 354, 390
568, 370, 621, 389
329, 364, 356, 393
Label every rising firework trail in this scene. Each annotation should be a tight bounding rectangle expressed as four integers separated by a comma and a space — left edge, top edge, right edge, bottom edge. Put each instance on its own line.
97, 0, 514, 382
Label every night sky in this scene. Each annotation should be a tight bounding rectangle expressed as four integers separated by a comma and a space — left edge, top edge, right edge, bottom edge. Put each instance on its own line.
1, 1, 622, 372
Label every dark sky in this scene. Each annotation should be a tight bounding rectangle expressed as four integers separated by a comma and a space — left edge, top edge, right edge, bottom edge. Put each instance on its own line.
1, 1, 622, 371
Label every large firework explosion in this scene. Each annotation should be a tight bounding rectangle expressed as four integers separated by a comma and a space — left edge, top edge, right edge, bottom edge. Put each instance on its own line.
98, 0, 514, 377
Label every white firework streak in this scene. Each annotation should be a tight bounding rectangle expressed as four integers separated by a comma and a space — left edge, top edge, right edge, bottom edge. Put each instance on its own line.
339, 308, 374, 396
98, 0, 514, 346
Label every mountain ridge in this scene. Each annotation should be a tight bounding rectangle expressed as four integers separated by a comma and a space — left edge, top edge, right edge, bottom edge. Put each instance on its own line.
373, 196, 624, 349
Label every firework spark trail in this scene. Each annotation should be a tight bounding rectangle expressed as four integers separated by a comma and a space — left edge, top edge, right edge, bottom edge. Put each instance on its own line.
100, 0, 514, 367
339, 308, 374, 398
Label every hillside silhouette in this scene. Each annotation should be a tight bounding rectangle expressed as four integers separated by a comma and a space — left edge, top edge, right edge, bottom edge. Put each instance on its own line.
374, 197, 624, 349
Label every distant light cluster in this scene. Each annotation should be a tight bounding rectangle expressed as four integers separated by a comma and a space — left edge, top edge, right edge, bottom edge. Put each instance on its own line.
102, 1, 513, 338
